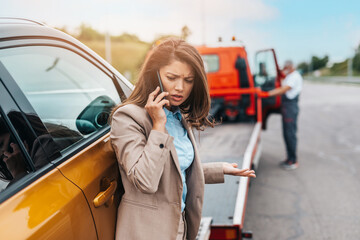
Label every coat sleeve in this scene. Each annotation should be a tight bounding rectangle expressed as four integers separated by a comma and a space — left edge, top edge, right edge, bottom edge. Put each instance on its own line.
202, 162, 225, 184
110, 107, 173, 194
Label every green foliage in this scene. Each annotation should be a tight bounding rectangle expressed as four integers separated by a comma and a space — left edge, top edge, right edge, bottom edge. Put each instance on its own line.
297, 62, 309, 74
353, 54, 360, 72
111, 33, 143, 43
77, 23, 104, 41
311, 55, 329, 71
330, 59, 348, 75
181, 25, 191, 40
329, 44, 360, 75
353, 44, 360, 72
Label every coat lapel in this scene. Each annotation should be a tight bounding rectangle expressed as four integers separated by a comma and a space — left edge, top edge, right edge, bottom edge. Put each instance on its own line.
181, 115, 204, 240
182, 117, 205, 189
181, 116, 203, 185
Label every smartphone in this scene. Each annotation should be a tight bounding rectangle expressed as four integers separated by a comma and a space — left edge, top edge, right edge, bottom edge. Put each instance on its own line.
156, 70, 164, 93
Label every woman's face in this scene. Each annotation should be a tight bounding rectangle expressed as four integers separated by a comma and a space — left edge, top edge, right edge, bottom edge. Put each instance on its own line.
159, 60, 195, 107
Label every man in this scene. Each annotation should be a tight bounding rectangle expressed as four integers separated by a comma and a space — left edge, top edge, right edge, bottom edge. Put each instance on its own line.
263, 60, 303, 170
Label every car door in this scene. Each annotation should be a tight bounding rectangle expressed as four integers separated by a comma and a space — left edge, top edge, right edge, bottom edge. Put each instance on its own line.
0, 41, 127, 239
0, 78, 97, 240
253, 49, 283, 129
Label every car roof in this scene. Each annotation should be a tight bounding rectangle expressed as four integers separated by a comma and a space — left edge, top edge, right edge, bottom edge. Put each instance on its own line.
0, 17, 45, 26
0, 17, 73, 41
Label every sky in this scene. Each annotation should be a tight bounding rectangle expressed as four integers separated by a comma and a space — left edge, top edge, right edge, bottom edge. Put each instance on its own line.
1, 0, 360, 67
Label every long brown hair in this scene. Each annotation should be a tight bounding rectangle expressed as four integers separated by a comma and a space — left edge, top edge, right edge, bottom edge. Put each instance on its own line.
111, 38, 214, 130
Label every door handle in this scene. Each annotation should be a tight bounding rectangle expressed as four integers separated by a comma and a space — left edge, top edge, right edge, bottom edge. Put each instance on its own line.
93, 180, 117, 208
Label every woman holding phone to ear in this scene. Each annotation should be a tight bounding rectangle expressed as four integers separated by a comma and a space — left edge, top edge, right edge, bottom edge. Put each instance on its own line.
110, 38, 255, 240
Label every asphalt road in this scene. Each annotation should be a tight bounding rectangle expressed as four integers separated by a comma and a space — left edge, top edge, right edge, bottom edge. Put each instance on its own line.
243, 81, 360, 240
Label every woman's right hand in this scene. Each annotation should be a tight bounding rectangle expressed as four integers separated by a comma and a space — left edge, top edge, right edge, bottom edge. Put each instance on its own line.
145, 87, 170, 133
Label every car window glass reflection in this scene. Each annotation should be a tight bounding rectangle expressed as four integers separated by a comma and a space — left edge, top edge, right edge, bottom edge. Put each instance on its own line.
7, 111, 62, 164
0, 113, 31, 192
0, 110, 74, 193
0, 46, 121, 152
255, 51, 277, 87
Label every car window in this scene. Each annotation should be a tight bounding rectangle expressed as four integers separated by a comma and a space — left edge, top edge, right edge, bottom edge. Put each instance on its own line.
254, 51, 277, 87
0, 112, 32, 193
0, 46, 121, 152
202, 54, 220, 73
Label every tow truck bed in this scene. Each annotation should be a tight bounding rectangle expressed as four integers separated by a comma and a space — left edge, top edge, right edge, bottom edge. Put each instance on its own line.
195, 41, 279, 240
196, 122, 262, 237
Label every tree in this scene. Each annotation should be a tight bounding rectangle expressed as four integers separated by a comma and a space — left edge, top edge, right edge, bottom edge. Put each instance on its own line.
353, 44, 360, 72
77, 23, 104, 41
181, 25, 191, 41
112, 33, 142, 42
297, 62, 309, 74
311, 55, 329, 71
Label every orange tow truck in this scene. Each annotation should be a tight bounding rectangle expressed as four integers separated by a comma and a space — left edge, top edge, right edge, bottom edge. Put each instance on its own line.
195, 40, 283, 240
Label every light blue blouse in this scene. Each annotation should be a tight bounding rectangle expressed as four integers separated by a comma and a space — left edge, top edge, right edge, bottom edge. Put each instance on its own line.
164, 107, 194, 212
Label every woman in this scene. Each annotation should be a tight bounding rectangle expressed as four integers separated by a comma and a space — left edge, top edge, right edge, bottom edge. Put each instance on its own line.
110, 38, 255, 240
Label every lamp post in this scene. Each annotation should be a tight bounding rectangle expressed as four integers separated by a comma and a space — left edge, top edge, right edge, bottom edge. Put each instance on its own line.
105, 31, 111, 64
105, 5, 111, 64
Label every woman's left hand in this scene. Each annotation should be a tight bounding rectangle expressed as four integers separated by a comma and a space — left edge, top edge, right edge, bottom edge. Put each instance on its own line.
223, 163, 256, 178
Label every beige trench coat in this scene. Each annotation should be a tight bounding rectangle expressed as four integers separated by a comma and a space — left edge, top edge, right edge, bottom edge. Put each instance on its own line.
110, 104, 224, 240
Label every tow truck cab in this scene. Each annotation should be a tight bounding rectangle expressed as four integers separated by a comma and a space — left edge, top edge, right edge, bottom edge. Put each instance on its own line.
197, 44, 283, 128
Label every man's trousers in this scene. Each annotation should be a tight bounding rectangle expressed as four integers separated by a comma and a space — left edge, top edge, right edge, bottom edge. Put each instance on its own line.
281, 95, 299, 163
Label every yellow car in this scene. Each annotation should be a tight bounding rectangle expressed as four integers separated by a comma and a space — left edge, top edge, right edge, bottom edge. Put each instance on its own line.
0, 18, 132, 239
